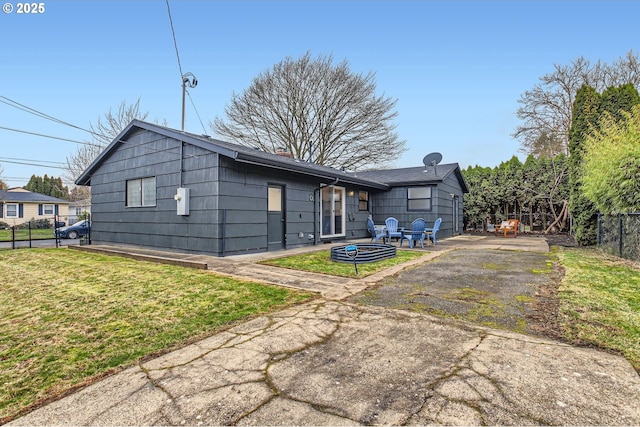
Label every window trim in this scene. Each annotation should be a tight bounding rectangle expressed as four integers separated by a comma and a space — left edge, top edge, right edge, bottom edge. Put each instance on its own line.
5, 203, 18, 218
126, 177, 157, 208
407, 186, 433, 212
43, 204, 54, 215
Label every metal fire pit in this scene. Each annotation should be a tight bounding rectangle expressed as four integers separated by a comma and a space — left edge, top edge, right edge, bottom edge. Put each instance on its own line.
330, 243, 397, 264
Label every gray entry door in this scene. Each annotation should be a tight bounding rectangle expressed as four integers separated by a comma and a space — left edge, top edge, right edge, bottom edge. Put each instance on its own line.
267, 185, 285, 251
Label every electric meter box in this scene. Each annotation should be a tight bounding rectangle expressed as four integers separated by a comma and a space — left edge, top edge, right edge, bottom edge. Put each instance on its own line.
176, 187, 190, 216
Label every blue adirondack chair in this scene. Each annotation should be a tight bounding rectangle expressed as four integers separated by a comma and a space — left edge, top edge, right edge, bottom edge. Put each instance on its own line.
407, 218, 427, 248
385, 217, 408, 245
367, 217, 386, 243
425, 217, 442, 245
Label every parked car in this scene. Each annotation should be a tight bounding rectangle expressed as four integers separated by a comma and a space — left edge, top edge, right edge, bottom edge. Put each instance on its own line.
55, 220, 91, 239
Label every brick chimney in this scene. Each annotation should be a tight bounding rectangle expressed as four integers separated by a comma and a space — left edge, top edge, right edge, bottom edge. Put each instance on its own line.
275, 147, 292, 158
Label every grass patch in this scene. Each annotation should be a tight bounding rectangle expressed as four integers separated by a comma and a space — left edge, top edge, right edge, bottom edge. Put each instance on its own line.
482, 262, 509, 271
0, 249, 312, 421
0, 228, 54, 242
558, 248, 640, 372
448, 287, 491, 302
260, 248, 426, 278
514, 294, 534, 303
532, 259, 554, 274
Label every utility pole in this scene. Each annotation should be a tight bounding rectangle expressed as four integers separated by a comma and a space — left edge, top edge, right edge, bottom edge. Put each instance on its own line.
181, 72, 197, 131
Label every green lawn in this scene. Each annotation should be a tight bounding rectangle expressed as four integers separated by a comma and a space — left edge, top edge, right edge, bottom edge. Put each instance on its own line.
2, 245, 638, 422
0, 249, 312, 422
0, 228, 54, 241
558, 248, 640, 372
260, 248, 427, 277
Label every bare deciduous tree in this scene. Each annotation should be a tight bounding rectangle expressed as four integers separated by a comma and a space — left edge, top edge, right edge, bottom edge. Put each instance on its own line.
0, 163, 7, 189
514, 50, 640, 157
212, 52, 406, 170
88, 98, 149, 147
65, 99, 149, 197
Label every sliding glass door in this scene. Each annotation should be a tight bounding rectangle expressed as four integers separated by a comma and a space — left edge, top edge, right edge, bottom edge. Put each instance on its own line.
320, 185, 345, 238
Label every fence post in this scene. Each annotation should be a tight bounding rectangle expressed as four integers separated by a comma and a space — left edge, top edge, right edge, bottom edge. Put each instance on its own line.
11, 226, 15, 249
85, 213, 91, 245
54, 215, 61, 248
618, 213, 623, 258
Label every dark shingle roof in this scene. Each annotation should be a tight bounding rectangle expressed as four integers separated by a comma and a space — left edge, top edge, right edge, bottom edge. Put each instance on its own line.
76, 120, 389, 190
356, 165, 469, 192
0, 190, 69, 203
75, 120, 468, 193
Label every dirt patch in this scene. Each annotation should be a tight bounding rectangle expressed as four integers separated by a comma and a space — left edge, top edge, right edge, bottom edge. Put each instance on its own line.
544, 233, 578, 248
348, 249, 565, 338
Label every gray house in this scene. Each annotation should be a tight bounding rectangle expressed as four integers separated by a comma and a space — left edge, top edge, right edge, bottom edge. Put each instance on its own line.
76, 120, 468, 256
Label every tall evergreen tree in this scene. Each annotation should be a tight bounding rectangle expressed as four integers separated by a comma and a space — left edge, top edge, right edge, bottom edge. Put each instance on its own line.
599, 83, 640, 122
568, 86, 601, 246
568, 84, 640, 245
583, 103, 640, 213
24, 175, 70, 200
462, 165, 494, 229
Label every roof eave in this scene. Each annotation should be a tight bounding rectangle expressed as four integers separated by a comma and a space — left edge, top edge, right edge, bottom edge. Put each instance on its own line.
75, 120, 243, 186
233, 154, 389, 190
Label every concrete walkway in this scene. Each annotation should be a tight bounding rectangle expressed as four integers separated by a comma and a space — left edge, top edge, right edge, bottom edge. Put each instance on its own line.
9, 235, 640, 425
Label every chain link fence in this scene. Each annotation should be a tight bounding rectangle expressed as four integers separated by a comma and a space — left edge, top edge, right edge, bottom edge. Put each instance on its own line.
0, 215, 91, 249
597, 213, 640, 261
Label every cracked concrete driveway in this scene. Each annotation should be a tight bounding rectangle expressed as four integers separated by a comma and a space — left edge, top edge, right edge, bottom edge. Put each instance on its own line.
349, 249, 560, 335
8, 236, 640, 426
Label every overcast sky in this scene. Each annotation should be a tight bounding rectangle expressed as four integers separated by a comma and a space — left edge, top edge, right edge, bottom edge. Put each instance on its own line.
1, 0, 638, 188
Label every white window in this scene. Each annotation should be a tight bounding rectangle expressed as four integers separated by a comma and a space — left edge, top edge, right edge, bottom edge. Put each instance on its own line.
43, 204, 54, 215
6, 204, 18, 217
408, 187, 432, 211
126, 177, 156, 207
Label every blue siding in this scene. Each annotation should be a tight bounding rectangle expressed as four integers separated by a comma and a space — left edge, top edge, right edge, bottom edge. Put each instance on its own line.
87, 128, 465, 256
89, 131, 220, 254
369, 176, 465, 239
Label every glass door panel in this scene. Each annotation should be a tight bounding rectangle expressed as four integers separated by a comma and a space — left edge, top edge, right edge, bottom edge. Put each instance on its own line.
320, 186, 345, 238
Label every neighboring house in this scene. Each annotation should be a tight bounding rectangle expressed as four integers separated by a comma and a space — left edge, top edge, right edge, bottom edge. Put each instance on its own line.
76, 120, 468, 257
0, 188, 70, 226
68, 198, 91, 224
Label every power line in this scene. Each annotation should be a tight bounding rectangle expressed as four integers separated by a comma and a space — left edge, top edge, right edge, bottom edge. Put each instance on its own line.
2, 176, 77, 185
165, 0, 184, 79
0, 125, 102, 147
0, 158, 67, 169
0, 157, 66, 166
165, 0, 206, 133
0, 95, 97, 136
186, 89, 207, 134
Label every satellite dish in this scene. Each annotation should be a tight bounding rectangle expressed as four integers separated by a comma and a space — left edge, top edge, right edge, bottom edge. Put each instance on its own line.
423, 152, 442, 167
